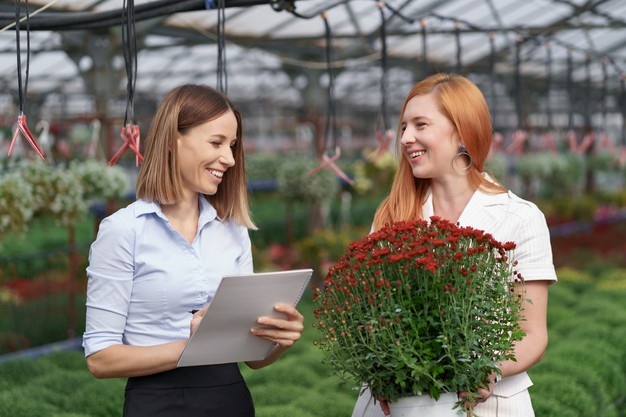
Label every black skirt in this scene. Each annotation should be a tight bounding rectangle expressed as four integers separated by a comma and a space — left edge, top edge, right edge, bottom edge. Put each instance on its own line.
123, 363, 254, 417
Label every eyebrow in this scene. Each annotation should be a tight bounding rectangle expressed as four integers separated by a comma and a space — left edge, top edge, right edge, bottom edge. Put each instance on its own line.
402, 115, 429, 124
209, 134, 237, 142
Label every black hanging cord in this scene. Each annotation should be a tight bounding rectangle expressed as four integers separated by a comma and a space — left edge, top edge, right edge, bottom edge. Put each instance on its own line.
514, 35, 522, 128
584, 52, 591, 127
454, 21, 462, 73
14, 0, 31, 115
545, 40, 552, 129
420, 19, 429, 77
621, 75, 626, 145
322, 12, 338, 152
488, 32, 496, 120
270, 0, 296, 13
566, 47, 573, 130
122, 0, 137, 126
601, 57, 608, 129
289, 0, 351, 20
377, 1, 389, 132
215, 0, 227, 93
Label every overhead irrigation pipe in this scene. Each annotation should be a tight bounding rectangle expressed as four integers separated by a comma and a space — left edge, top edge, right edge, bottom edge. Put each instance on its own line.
0, 0, 312, 31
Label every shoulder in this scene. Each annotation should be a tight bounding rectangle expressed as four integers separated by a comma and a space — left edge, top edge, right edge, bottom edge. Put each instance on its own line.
223, 219, 252, 243
97, 200, 158, 236
471, 189, 550, 242
476, 189, 544, 219
503, 191, 547, 224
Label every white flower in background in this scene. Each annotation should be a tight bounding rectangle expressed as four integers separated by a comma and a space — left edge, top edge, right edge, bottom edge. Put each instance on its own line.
0, 171, 35, 236
69, 159, 128, 202
0, 159, 130, 239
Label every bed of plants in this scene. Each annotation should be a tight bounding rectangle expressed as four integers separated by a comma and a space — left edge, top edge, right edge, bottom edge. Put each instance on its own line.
0, 267, 624, 417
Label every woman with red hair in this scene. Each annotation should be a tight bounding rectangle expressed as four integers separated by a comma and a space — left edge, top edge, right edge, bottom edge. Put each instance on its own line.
352, 73, 557, 417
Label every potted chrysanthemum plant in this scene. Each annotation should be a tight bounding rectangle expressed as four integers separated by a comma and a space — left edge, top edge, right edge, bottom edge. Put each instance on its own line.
312, 216, 526, 416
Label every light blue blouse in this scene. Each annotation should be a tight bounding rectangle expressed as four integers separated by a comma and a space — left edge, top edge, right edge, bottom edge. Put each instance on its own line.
82, 196, 253, 357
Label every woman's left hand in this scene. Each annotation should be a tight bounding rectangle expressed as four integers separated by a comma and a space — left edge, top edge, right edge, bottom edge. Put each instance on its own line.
251, 303, 304, 347
458, 372, 498, 409
189, 307, 209, 337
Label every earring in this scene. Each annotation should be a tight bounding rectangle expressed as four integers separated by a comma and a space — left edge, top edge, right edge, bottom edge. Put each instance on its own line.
452, 145, 472, 175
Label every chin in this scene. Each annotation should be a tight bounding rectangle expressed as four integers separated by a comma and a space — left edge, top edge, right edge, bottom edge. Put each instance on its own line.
198, 185, 219, 196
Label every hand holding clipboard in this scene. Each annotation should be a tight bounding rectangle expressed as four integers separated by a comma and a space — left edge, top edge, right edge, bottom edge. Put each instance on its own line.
178, 269, 313, 367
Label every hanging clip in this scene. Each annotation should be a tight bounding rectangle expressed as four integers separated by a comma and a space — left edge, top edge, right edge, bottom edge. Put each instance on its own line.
365, 129, 394, 163
307, 146, 354, 185
108, 124, 143, 166
270, 0, 296, 12
8, 113, 45, 160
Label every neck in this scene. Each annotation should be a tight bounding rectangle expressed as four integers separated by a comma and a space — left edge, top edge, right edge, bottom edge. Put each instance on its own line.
162, 193, 199, 219
430, 178, 475, 224
161, 193, 201, 244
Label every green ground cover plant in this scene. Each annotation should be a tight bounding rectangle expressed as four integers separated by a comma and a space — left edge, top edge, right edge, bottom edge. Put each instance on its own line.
0, 267, 624, 417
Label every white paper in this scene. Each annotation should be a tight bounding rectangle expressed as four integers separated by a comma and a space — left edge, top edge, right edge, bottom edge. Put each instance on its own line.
177, 268, 313, 367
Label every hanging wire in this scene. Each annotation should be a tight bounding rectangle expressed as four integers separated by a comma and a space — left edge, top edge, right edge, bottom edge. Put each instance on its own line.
365, 1, 393, 164
322, 12, 337, 152
377, 1, 389, 132
621, 75, 626, 145
584, 52, 592, 127
420, 18, 429, 77
8, 0, 45, 160
601, 56, 608, 130
0, 0, 59, 33
109, 0, 143, 166
488, 31, 497, 122
454, 20, 462, 73
514, 35, 523, 128
566, 47, 573, 131
545, 40, 552, 130
122, 0, 137, 128
306, 11, 353, 185
15, 0, 29, 115
288, 0, 351, 20
215, 0, 227, 93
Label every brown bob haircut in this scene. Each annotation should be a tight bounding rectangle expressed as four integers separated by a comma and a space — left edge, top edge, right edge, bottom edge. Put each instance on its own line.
136, 84, 256, 229
373, 73, 506, 230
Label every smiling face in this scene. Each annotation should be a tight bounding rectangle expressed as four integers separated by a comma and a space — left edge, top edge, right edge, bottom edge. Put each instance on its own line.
176, 109, 238, 199
399, 92, 461, 181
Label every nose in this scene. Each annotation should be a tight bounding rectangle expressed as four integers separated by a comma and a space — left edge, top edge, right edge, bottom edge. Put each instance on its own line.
399, 126, 415, 148
220, 146, 236, 167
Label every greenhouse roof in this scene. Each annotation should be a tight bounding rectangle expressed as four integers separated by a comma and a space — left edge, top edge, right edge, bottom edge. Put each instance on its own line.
0, 0, 625, 117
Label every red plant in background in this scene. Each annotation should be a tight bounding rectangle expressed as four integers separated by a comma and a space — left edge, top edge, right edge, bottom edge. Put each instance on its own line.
265, 243, 301, 271
312, 216, 526, 411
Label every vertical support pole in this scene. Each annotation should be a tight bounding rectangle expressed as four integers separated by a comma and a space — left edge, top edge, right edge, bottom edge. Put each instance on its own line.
420, 19, 429, 77
567, 47, 573, 130
545, 41, 552, 130
455, 21, 462, 73
514, 35, 523, 128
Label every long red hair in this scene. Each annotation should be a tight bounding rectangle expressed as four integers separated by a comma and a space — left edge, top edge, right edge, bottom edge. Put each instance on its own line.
372, 73, 505, 230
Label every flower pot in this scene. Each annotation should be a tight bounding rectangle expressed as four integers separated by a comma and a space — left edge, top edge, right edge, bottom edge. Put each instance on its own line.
388, 393, 463, 417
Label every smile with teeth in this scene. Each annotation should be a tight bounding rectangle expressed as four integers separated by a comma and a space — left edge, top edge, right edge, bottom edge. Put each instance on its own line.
209, 169, 223, 178
409, 150, 426, 158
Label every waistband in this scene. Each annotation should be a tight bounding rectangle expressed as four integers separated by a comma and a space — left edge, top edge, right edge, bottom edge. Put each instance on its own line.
126, 363, 244, 389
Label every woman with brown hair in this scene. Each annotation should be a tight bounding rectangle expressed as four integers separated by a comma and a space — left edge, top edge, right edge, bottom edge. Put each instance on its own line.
83, 84, 304, 417
352, 73, 557, 417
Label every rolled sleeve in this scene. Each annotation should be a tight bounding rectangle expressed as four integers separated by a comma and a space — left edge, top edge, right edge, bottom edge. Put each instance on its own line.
509, 199, 557, 283
83, 214, 135, 356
